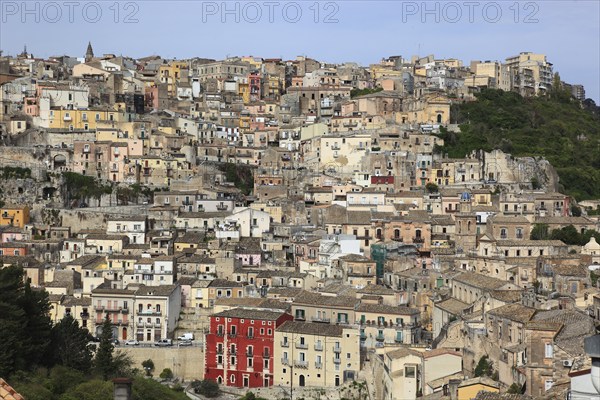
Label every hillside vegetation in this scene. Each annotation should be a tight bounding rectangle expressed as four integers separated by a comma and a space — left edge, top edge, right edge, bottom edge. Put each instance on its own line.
438, 88, 600, 200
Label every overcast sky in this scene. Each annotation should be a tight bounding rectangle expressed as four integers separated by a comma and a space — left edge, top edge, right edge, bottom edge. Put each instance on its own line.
1, 0, 598, 101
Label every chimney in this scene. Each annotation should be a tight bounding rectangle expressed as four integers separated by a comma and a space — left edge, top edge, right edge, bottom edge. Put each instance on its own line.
448, 378, 461, 400
113, 378, 132, 400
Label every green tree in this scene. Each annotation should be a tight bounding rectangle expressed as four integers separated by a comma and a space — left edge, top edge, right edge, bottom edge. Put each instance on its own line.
530, 223, 550, 240
142, 359, 155, 376
550, 225, 581, 245
159, 368, 174, 380
60, 379, 114, 400
48, 314, 94, 373
507, 383, 523, 394
474, 356, 494, 378
192, 379, 221, 398
425, 182, 439, 193
571, 204, 582, 217
48, 365, 86, 396
0, 265, 52, 377
94, 315, 115, 380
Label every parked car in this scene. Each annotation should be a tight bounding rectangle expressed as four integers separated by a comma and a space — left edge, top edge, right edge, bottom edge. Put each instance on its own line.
179, 340, 193, 347
154, 339, 173, 347
125, 339, 139, 346
112, 339, 120, 345
177, 333, 194, 341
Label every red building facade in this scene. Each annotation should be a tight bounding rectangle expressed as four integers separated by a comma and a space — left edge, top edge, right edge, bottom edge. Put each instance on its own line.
205, 309, 293, 388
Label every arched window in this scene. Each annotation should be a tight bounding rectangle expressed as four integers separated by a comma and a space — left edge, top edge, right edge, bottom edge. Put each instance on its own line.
394, 229, 400, 239
437, 114, 442, 123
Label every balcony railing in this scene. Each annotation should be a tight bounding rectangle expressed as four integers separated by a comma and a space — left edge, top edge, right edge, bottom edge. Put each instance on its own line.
311, 316, 331, 323
281, 358, 289, 365
246, 351, 253, 357
138, 310, 161, 316
314, 343, 323, 351
295, 343, 308, 349
294, 360, 308, 368
332, 346, 341, 353
333, 358, 341, 365
280, 341, 289, 347
376, 335, 385, 342
315, 362, 323, 369
412, 237, 425, 243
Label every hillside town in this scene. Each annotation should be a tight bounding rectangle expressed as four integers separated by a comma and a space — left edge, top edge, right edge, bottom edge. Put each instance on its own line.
0, 45, 599, 400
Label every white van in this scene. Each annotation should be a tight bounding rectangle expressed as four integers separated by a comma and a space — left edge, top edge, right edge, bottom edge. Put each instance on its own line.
177, 333, 194, 341
154, 339, 173, 347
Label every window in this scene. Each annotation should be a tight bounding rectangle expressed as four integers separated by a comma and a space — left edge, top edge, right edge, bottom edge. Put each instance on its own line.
545, 379, 553, 391
545, 343, 553, 358
405, 366, 416, 378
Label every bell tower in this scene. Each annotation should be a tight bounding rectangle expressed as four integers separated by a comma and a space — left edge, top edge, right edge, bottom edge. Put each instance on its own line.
85, 41, 94, 63
454, 192, 477, 253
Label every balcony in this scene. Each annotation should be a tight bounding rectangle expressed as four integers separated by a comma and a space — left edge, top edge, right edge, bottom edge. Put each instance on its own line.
228, 333, 237, 339
376, 335, 385, 342
412, 237, 425, 243
314, 343, 323, 351
295, 343, 308, 350
281, 358, 290, 365
246, 334, 254, 339
333, 358, 341, 365
332, 345, 341, 353
80, 312, 90, 320
311, 316, 331, 323
262, 352, 270, 358
121, 308, 129, 314
315, 362, 323, 369
217, 348, 224, 354
294, 360, 308, 369
246, 351, 254, 357
63, 115, 72, 121
94, 306, 105, 311
138, 310, 161, 316
216, 204, 228, 211
392, 236, 403, 242
280, 341, 289, 347
217, 331, 225, 337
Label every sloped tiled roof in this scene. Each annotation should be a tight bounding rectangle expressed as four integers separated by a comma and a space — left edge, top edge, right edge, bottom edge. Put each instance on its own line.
0, 379, 24, 400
